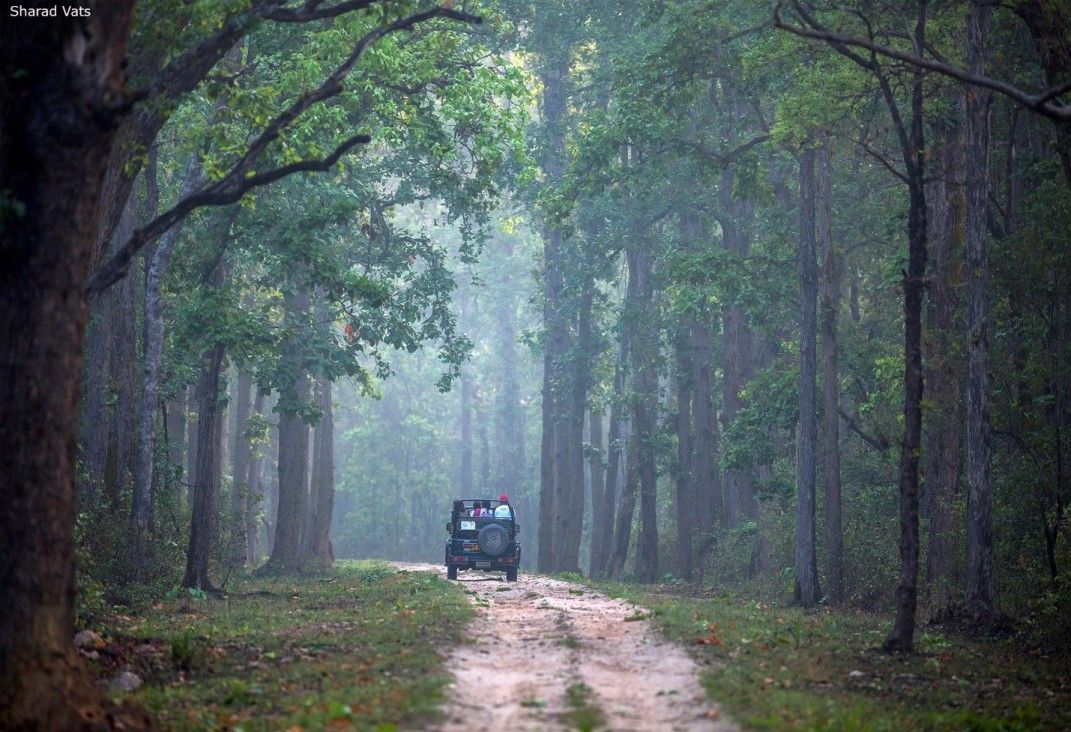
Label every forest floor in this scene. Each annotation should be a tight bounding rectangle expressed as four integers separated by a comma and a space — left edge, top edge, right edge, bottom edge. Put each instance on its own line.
84, 563, 1071, 731
587, 579, 1071, 731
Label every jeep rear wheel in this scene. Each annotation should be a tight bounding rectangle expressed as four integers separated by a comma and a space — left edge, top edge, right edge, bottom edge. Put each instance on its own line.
447, 565, 458, 580
506, 567, 517, 582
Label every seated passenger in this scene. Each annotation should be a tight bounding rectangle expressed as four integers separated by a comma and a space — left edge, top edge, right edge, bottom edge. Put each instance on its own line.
493, 494, 512, 519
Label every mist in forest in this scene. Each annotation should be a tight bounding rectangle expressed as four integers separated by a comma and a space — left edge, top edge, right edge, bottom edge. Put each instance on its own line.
2, 0, 1071, 729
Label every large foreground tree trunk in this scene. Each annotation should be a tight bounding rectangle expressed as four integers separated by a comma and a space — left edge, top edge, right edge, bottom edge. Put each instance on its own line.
0, 5, 142, 727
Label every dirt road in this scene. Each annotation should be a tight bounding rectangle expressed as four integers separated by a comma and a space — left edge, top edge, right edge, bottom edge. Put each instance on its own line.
398, 564, 733, 731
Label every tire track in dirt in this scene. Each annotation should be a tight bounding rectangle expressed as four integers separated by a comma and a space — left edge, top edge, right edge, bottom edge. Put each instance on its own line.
398, 564, 734, 731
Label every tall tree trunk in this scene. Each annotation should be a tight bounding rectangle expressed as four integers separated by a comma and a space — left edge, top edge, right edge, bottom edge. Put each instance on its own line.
965, 0, 998, 622
246, 389, 266, 564
81, 188, 138, 511
587, 408, 607, 575
795, 147, 821, 608
592, 337, 628, 577
186, 391, 200, 497
555, 276, 594, 573
537, 53, 570, 572
817, 140, 844, 604
459, 282, 475, 497
923, 121, 966, 612
494, 238, 526, 497
231, 371, 254, 568
885, 5, 929, 652
263, 291, 311, 573
305, 376, 335, 570
692, 317, 722, 538
720, 164, 757, 526
263, 408, 280, 557
130, 155, 207, 576
0, 6, 140, 727
674, 323, 695, 581
629, 246, 660, 584
183, 342, 226, 591
606, 441, 639, 580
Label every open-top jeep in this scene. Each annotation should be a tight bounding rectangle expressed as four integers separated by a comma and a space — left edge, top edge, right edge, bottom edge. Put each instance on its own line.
444, 498, 521, 581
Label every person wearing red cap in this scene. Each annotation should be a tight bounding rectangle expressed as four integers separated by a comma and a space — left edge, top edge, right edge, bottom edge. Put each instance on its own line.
493, 494, 512, 519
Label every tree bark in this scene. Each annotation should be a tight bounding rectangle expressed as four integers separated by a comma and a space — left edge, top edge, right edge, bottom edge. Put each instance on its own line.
795, 147, 820, 608
537, 52, 570, 573
182, 341, 226, 591
263, 291, 311, 573
965, 0, 998, 622
130, 154, 207, 576
246, 388, 266, 564
629, 246, 660, 584
606, 440, 639, 581
817, 139, 844, 604
720, 164, 757, 526
0, 5, 143, 727
923, 120, 966, 611
674, 323, 695, 581
305, 376, 335, 570
592, 338, 628, 577
588, 407, 607, 574
231, 371, 254, 568
555, 276, 594, 573
885, 5, 929, 652
459, 294, 475, 497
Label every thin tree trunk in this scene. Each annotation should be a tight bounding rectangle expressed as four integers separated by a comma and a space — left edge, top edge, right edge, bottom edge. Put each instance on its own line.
592, 337, 628, 577
817, 140, 844, 604
885, 4, 929, 652
965, 0, 998, 622
246, 388, 266, 564
795, 146, 820, 608
674, 324, 695, 581
130, 154, 207, 576
606, 441, 638, 580
231, 371, 254, 568
305, 376, 335, 570
588, 408, 607, 576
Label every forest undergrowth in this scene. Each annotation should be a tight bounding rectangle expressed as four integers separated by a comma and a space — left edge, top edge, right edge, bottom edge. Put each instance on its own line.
84, 562, 471, 731
588, 578, 1071, 731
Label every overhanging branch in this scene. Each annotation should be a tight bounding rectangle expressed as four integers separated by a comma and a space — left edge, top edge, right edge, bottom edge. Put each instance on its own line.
772, 0, 1071, 122
86, 5, 480, 296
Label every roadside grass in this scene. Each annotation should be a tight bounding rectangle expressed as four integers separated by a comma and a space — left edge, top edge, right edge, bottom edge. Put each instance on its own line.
88, 561, 471, 731
589, 580, 1071, 731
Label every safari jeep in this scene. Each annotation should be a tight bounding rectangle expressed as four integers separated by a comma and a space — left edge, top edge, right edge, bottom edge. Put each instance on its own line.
444, 499, 521, 581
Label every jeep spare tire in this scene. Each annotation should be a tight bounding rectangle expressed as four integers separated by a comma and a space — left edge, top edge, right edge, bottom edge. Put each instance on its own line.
477, 523, 509, 557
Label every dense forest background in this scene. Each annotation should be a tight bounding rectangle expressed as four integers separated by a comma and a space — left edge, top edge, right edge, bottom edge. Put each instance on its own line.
2, 0, 1070, 725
